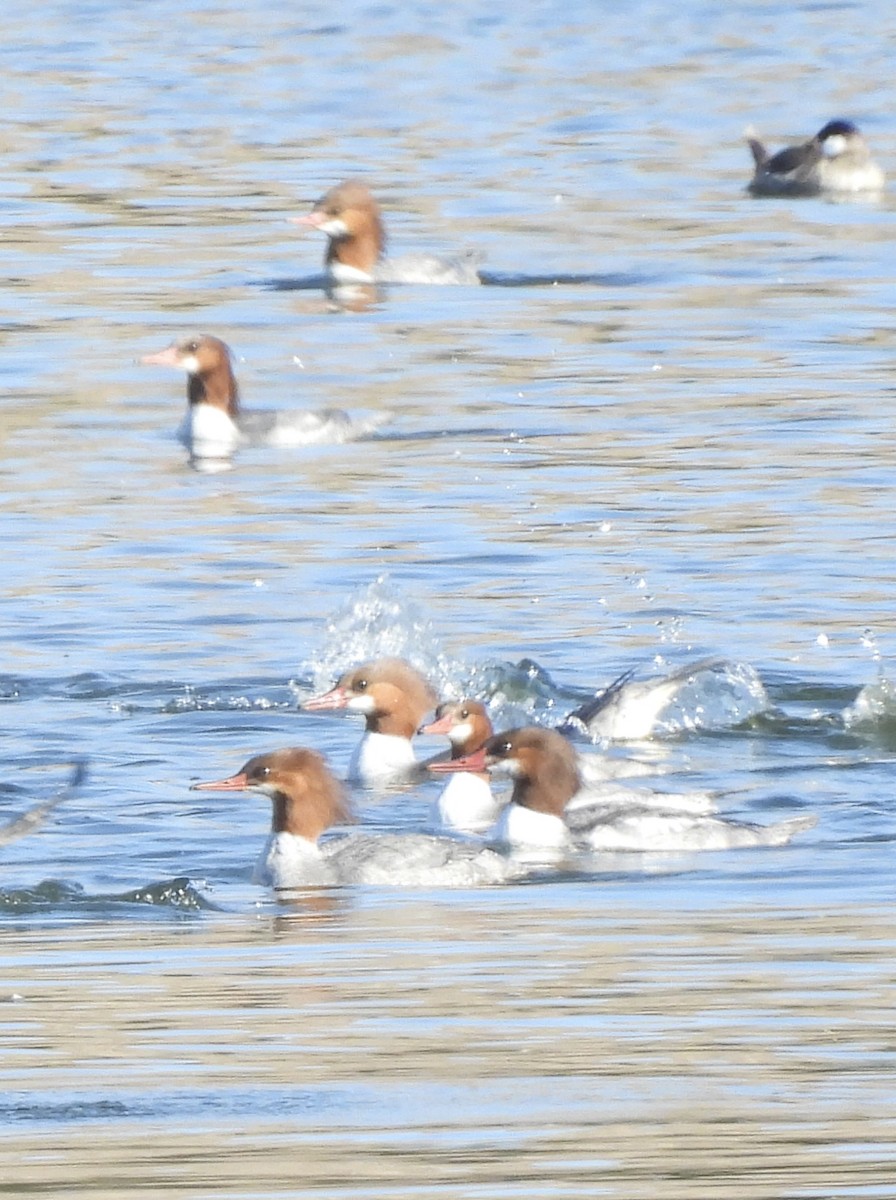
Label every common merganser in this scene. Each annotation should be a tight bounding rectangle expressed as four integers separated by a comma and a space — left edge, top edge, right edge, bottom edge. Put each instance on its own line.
302, 657, 438, 787
432, 727, 816, 854
561, 657, 767, 741
291, 180, 483, 286
191, 747, 522, 887
418, 700, 503, 833
141, 334, 385, 468
746, 119, 885, 196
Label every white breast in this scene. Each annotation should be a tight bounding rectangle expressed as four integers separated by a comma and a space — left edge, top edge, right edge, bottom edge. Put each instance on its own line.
435, 772, 503, 835
348, 732, 419, 787
817, 157, 885, 192
491, 803, 570, 852
253, 832, 334, 888
179, 404, 242, 461
329, 261, 376, 284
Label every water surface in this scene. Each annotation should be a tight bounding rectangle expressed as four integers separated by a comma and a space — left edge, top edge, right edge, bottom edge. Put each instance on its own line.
2, 1, 896, 1195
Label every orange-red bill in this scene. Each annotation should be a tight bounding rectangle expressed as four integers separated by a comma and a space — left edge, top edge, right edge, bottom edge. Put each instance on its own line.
418, 713, 454, 736
302, 686, 350, 712
140, 345, 181, 368
190, 772, 249, 792
428, 748, 487, 774
289, 211, 326, 228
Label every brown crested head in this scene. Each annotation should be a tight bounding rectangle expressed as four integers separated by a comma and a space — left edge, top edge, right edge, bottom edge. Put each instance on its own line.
313, 180, 384, 231
192, 747, 349, 841
482, 727, 581, 815
420, 699, 494, 758
336, 657, 438, 738
141, 333, 239, 416
304, 179, 385, 272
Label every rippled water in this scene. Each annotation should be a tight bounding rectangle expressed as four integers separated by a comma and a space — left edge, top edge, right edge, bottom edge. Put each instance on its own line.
3, 0, 896, 1194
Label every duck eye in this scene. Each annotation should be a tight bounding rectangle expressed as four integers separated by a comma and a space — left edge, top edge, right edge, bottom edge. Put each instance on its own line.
260, 766, 270, 777
186, 340, 199, 352
501, 741, 512, 755
460, 708, 469, 719
355, 679, 367, 692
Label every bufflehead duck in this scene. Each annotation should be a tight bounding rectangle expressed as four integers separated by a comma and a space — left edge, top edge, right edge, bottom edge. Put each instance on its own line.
746, 119, 885, 196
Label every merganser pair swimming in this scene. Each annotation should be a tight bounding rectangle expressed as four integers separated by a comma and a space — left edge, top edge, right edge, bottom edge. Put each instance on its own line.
301, 660, 503, 824
746, 119, 885, 196
141, 334, 386, 469
431, 727, 816, 855
418, 698, 714, 835
292, 179, 483, 287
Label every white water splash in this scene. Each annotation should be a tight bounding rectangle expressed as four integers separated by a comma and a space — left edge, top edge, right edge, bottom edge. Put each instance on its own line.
301, 576, 461, 698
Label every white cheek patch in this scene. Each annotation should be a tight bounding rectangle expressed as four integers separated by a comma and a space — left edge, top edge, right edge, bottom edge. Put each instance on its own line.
822, 134, 848, 158
181, 353, 200, 373
488, 756, 521, 779
448, 721, 473, 746
319, 217, 349, 238
347, 694, 377, 714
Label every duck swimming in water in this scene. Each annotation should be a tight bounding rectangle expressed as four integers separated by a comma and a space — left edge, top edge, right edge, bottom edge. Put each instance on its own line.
292, 179, 483, 287
192, 747, 523, 887
141, 334, 386, 469
746, 119, 885, 196
302, 657, 438, 787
